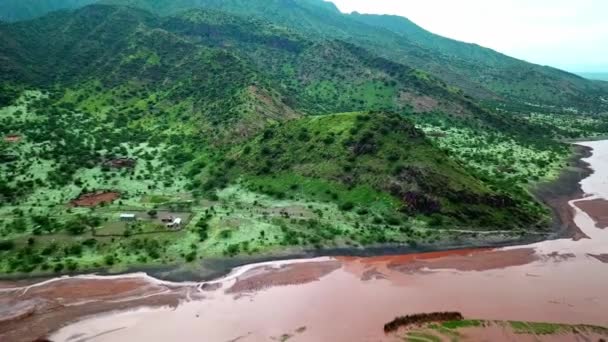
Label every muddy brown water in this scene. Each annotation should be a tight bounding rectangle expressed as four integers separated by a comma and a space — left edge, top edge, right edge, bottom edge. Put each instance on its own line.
3, 140, 608, 342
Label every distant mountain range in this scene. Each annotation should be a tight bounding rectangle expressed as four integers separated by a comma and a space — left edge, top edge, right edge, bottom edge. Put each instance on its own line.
1, 0, 607, 113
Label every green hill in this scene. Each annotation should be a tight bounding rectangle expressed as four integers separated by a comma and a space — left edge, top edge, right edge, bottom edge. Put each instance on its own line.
0, 3, 604, 275
232, 112, 542, 229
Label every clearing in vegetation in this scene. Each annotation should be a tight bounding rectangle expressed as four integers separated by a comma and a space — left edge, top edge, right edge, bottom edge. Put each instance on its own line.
70, 191, 121, 207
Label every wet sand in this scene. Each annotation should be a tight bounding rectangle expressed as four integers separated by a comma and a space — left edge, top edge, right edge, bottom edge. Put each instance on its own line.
0, 275, 195, 341
227, 261, 342, 293
589, 254, 608, 263
575, 199, 608, 228
532, 144, 593, 240
2, 140, 608, 342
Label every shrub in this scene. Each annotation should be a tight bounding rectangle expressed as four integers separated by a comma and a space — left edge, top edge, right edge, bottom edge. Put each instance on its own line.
53, 263, 65, 273
219, 230, 232, 239
104, 255, 115, 266
185, 251, 197, 262
64, 220, 86, 235
356, 208, 369, 216
339, 201, 355, 211
0, 240, 15, 251
224, 244, 240, 256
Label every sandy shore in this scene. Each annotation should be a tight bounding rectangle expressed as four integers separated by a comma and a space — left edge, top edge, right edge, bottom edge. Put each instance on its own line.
575, 199, 608, 228
532, 144, 593, 240
0, 276, 193, 342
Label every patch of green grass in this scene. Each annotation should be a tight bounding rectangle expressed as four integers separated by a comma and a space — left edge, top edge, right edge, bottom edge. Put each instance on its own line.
509, 321, 563, 335
406, 332, 441, 342
235, 111, 546, 230
441, 320, 483, 330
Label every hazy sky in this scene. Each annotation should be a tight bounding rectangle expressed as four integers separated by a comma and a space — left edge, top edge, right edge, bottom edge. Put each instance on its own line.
329, 0, 608, 72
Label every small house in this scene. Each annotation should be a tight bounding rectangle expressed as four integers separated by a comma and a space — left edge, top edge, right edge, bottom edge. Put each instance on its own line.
161, 216, 174, 223
167, 217, 182, 229
120, 213, 136, 222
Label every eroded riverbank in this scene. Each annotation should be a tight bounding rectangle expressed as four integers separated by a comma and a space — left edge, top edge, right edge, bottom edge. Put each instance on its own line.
2, 141, 608, 342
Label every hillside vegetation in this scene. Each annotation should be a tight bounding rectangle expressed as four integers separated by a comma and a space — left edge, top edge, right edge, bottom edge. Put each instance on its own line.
3, 0, 608, 112
0, 2, 607, 275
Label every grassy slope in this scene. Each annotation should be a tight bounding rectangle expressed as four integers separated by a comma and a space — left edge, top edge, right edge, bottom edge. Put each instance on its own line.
0, 4, 606, 276
2, 0, 606, 111
99, 0, 608, 113
232, 112, 545, 229
349, 12, 608, 111
0, 97, 550, 276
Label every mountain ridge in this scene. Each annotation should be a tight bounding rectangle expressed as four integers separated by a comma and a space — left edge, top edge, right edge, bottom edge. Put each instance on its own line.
2, 0, 606, 112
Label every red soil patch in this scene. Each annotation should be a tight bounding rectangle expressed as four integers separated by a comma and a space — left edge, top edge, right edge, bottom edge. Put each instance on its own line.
3, 134, 21, 143
71, 191, 120, 207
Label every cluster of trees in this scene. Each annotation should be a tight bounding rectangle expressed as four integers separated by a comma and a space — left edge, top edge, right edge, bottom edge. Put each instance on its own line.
195, 215, 211, 242
0, 237, 100, 274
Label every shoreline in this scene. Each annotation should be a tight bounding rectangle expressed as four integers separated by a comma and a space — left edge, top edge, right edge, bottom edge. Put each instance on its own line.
0, 141, 601, 342
141, 142, 596, 282
0, 143, 596, 283
531, 144, 593, 240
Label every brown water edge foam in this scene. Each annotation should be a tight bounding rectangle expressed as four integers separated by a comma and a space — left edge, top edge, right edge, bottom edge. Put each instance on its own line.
532, 144, 593, 240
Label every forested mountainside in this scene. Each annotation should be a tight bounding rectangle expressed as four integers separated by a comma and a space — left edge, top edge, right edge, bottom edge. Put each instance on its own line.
2, 0, 607, 112
0, 5, 530, 141
0, 0, 97, 22
0, 2, 607, 275
95, 0, 608, 112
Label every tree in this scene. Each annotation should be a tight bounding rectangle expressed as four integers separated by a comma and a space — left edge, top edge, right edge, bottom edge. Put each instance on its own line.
64, 220, 86, 235
0, 240, 15, 251
104, 255, 115, 266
